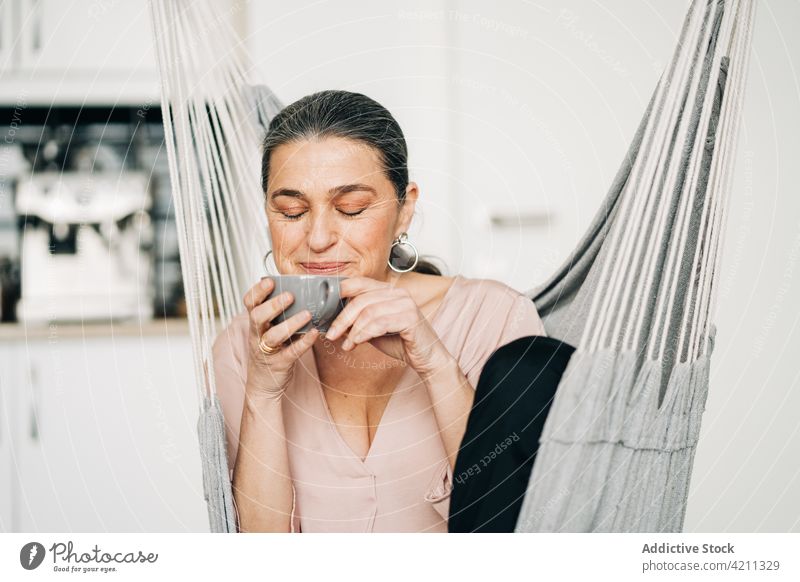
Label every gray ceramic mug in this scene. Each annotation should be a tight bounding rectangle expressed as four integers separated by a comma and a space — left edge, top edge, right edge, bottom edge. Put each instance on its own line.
265, 274, 347, 334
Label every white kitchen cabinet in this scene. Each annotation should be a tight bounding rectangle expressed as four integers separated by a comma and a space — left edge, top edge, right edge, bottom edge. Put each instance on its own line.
1, 328, 209, 532
15, 0, 156, 74
0, 0, 14, 75
0, 342, 17, 531
0, 0, 160, 104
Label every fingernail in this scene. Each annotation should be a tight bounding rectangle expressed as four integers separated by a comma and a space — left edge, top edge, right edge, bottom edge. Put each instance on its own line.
342, 338, 353, 350
327, 326, 338, 338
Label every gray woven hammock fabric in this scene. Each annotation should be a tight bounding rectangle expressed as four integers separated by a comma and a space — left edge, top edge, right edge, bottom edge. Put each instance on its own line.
149, 0, 755, 532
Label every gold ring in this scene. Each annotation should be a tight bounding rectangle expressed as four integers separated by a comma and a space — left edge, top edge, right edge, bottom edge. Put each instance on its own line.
258, 337, 282, 355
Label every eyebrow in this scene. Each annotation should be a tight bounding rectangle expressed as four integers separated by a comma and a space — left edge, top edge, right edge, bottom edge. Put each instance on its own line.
268, 183, 378, 201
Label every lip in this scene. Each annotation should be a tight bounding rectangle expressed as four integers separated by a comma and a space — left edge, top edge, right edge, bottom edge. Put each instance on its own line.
300, 262, 349, 274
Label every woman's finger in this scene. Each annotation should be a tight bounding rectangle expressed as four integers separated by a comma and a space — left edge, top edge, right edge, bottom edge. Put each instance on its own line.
338, 276, 390, 299
282, 328, 320, 361
326, 287, 405, 340
345, 307, 411, 349
244, 277, 275, 311
250, 291, 296, 337
261, 308, 313, 348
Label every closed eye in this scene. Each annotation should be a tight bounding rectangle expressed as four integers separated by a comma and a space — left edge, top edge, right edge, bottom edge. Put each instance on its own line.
339, 208, 366, 217
277, 207, 366, 221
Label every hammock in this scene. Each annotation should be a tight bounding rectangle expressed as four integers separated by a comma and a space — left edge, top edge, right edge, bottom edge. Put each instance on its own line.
148, 0, 756, 532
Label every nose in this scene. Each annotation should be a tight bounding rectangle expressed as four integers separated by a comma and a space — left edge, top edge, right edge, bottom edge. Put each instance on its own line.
306, 208, 338, 253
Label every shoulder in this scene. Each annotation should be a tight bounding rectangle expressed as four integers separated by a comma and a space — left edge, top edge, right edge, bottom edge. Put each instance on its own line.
211, 309, 250, 371
441, 276, 546, 386
456, 275, 523, 296
456, 276, 547, 347
407, 272, 456, 293
452, 275, 534, 311
434, 274, 543, 336
412, 272, 526, 306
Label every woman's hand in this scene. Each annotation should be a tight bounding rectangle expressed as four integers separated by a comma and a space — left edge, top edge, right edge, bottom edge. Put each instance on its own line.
323, 276, 454, 378
243, 277, 320, 402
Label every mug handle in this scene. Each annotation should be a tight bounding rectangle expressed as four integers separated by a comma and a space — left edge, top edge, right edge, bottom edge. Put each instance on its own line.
318, 278, 344, 328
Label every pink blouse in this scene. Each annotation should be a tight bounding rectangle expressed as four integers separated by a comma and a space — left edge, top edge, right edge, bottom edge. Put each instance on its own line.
211, 274, 546, 532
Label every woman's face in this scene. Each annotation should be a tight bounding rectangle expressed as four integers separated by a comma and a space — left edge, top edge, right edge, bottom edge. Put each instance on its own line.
265, 136, 417, 280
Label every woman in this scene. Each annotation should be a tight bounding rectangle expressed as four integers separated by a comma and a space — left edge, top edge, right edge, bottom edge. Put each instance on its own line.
212, 89, 546, 533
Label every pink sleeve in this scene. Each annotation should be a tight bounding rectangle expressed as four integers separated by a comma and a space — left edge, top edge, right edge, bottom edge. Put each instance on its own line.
210, 315, 302, 533
424, 460, 454, 522
210, 318, 248, 480
462, 290, 546, 389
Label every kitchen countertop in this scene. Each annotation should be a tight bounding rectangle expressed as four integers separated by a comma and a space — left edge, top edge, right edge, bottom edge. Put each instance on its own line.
0, 318, 193, 340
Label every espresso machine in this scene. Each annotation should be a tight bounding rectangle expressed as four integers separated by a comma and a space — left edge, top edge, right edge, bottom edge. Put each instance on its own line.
15, 171, 154, 323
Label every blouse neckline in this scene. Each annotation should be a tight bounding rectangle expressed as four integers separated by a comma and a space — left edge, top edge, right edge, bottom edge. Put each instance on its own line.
306, 274, 464, 466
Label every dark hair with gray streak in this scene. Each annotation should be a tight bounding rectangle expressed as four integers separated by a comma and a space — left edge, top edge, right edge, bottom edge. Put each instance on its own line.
260, 89, 443, 276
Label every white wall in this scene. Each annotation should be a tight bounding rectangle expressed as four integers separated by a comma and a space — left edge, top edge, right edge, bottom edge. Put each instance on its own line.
246, 0, 800, 532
